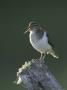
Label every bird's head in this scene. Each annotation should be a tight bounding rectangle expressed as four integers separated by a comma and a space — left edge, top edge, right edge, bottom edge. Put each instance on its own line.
24, 21, 40, 34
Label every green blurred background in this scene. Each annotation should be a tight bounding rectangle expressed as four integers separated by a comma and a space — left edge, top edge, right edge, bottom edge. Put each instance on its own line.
0, 0, 67, 90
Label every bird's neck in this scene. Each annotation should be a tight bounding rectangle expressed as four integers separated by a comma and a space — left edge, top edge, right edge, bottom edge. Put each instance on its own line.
29, 31, 38, 43
29, 30, 44, 44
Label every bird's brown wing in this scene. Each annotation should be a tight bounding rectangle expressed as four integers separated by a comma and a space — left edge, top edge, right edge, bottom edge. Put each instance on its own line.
40, 25, 54, 48
46, 33, 54, 48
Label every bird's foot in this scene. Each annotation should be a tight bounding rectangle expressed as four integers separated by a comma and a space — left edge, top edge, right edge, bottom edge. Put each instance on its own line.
39, 53, 46, 60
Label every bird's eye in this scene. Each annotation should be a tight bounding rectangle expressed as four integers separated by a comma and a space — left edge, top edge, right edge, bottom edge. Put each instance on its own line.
29, 21, 38, 26
32, 23, 38, 26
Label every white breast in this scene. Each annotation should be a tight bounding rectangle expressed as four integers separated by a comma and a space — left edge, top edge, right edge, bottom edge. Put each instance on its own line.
29, 31, 51, 53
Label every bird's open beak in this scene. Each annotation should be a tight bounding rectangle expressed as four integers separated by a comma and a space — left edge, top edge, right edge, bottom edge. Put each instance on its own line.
24, 27, 31, 34
24, 29, 29, 34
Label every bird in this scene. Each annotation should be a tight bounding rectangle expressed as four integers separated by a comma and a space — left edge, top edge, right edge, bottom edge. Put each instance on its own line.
24, 21, 59, 59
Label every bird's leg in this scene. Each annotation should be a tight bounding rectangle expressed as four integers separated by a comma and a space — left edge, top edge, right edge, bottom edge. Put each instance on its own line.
40, 53, 46, 60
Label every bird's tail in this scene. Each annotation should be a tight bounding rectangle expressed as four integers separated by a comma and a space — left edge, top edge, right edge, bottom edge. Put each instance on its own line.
47, 48, 59, 59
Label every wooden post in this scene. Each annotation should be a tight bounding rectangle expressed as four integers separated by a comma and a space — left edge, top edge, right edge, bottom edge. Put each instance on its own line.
16, 59, 64, 90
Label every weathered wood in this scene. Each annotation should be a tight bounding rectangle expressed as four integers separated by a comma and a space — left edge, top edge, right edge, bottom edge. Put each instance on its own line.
16, 59, 64, 90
